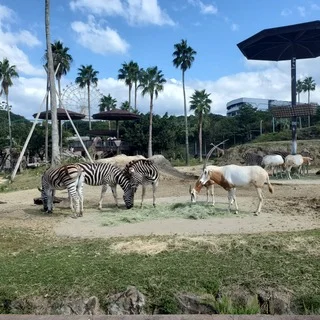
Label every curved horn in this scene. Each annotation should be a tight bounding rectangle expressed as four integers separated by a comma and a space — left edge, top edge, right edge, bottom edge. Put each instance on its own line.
203, 139, 229, 170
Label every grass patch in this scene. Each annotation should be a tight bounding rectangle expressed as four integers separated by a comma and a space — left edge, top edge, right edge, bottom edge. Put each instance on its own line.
0, 167, 44, 193
100, 202, 230, 226
0, 228, 320, 314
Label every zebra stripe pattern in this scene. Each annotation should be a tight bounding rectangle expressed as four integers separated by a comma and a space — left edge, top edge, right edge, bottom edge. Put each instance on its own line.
123, 159, 159, 207
77, 162, 134, 209
41, 164, 85, 217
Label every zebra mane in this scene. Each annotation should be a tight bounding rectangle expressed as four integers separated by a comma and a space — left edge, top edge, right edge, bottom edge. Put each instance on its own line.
123, 159, 154, 177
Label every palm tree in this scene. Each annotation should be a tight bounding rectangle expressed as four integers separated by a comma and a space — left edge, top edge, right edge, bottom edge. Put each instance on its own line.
302, 76, 316, 126
45, 0, 60, 166
140, 67, 166, 158
189, 89, 212, 162
118, 61, 140, 111
120, 100, 131, 111
172, 39, 197, 165
99, 94, 117, 112
51, 40, 73, 105
0, 58, 19, 168
75, 65, 99, 130
296, 79, 304, 128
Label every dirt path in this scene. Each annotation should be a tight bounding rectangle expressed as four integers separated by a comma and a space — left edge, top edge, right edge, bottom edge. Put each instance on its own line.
1, 173, 319, 239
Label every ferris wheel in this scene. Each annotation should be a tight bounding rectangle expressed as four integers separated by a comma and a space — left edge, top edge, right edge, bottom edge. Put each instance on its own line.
61, 82, 103, 117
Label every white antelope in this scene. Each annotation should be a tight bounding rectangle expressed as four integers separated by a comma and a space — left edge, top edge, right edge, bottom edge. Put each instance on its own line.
189, 179, 215, 205
200, 142, 273, 215
284, 154, 304, 179
261, 154, 285, 177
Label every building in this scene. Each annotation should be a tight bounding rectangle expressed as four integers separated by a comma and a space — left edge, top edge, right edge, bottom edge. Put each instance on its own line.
226, 97, 290, 116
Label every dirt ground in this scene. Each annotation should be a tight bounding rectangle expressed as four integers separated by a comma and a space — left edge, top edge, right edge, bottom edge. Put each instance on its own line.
0, 165, 320, 239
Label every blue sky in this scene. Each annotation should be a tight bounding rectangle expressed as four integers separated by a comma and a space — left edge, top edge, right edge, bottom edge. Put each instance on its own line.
1, 0, 320, 120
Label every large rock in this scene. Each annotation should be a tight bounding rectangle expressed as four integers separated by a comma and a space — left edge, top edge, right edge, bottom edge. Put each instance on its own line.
105, 286, 146, 315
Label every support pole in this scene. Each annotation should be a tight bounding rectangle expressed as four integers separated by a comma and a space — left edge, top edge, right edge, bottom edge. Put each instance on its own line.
291, 57, 297, 155
10, 92, 49, 181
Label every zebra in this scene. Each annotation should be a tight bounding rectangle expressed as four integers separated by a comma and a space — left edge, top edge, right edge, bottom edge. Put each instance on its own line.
123, 159, 159, 207
77, 162, 135, 209
41, 164, 85, 217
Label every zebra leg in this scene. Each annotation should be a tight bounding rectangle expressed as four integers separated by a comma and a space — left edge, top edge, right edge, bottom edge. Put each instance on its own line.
77, 174, 85, 217
110, 185, 119, 208
140, 185, 146, 208
152, 182, 157, 207
46, 188, 54, 214
98, 184, 108, 210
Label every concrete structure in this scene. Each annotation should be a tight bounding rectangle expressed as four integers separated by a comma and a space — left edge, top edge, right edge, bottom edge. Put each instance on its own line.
226, 97, 290, 116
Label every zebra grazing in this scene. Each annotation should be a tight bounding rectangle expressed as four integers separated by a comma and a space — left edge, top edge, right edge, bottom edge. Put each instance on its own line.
77, 162, 134, 209
123, 159, 159, 207
41, 164, 85, 217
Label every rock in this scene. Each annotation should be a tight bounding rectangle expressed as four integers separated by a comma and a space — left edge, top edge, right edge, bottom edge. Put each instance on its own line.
257, 288, 292, 314
175, 293, 219, 314
105, 286, 146, 315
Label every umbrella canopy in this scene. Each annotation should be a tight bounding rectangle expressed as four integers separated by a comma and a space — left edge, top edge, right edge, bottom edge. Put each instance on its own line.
92, 108, 140, 121
237, 20, 320, 61
237, 20, 320, 154
92, 108, 140, 139
33, 108, 86, 121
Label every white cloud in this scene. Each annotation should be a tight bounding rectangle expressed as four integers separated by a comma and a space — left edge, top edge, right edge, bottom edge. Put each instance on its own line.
297, 6, 306, 17
280, 8, 292, 16
188, 0, 218, 15
69, 0, 175, 26
0, 4, 43, 77
230, 23, 239, 31
71, 15, 130, 55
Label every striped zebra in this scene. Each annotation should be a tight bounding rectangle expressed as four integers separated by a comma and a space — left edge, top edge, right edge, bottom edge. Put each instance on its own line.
123, 159, 159, 207
41, 164, 85, 217
77, 162, 134, 209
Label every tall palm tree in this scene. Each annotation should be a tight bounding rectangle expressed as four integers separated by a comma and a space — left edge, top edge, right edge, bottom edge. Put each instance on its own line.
99, 94, 117, 112
296, 79, 304, 128
51, 40, 73, 105
0, 58, 19, 168
172, 39, 197, 165
45, 0, 60, 166
75, 65, 99, 130
140, 66, 166, 158
118, 60, 140, 111
303, 76, 316, 126
189, 89, 212, 162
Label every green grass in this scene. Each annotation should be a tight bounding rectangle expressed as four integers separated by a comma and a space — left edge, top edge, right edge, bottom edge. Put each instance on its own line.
0, 167, 43, 192
0, 227, 320, 314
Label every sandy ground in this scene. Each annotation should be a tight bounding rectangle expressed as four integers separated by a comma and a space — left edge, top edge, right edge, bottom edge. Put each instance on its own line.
0, 166, 320, 239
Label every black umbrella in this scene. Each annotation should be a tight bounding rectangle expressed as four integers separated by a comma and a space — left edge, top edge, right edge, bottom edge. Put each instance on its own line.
92, 109, 140, 139
33, 108, 85, 149
237, 20, 320, 154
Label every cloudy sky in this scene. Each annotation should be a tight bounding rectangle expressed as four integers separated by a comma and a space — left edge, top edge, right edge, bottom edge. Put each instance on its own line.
1, 0, 320, 120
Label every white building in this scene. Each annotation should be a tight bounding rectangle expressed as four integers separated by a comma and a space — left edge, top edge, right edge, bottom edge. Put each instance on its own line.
226, 97, 290, 116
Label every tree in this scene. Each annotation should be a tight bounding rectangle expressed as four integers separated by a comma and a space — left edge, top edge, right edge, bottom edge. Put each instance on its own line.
49, 40, 73, 105
189, 89, 212, 162
120, 100, 131, 111
0, 58, 19, 168
99, 94, 117, 112
75, 65, 99, 130
45, 0, 60, 166
118, 61, 140, 111
172, 39, 197, 165
140, 66, 166, 158
296, 79, 304, 128
296, 79, 304, 103
303, 76, 316, 127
